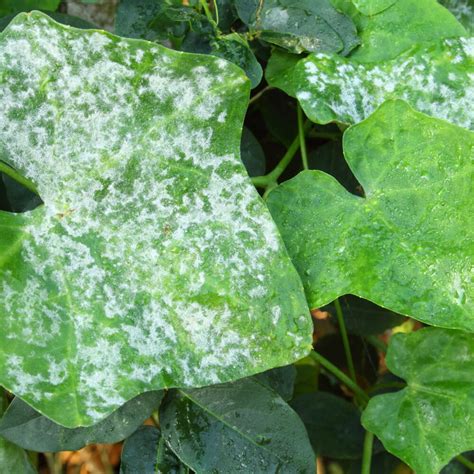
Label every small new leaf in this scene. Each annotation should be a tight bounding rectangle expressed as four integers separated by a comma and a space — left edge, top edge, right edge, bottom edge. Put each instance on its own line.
362, 328, 474, 474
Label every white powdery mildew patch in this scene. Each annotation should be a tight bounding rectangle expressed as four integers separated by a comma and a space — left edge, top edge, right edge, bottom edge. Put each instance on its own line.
0, 13, 306, 422
295, 37, 473, 129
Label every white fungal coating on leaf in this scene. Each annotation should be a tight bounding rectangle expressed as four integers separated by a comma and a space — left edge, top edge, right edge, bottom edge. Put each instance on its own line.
0, 12, 311, 427
284, 37, 474, 129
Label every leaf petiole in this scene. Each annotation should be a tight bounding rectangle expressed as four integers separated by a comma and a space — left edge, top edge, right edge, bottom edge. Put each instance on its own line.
309, 350, 369, 406
456, 454, 474, 471
361, 430, 374, 474
334, 298, 357, 384
0, 161, 39, 196
297, 104, 309, 170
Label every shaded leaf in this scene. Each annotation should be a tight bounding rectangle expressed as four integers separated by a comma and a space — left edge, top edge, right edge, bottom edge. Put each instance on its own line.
291, 391, 365, 459
0, 12, 312, 427
266, 37, 474, 129
2, 175, 42, 213
267, 100, 474, 331
362, 328, 474, 474
160, 378, 315, 473
0, 12, 98, 32
254, 365, 296, 401
235, 0, 359, 55
0, 0, 60, 16
120, 425, 184, 474
0, 391, 163, 452
331, 0, 466, 62
240, 127, 266, 177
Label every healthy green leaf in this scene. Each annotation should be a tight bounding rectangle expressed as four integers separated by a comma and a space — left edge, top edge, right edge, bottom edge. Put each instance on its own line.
291, 391, 365, 459
120, 425, 184, 474
235, 0, 359, 55
352, 0, 397, 15
361, 328, 474, 474
266, 37, 474, 129
267, 100, 474, 331
0, 12, 312, 428
0, 391, 163, 452
440, 0, 474, 33
331, 0, 466, 62
160, 378, 315, 473
0, 390, 36, 474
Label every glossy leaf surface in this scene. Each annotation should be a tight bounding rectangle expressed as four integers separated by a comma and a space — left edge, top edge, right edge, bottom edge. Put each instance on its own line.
160, 378, 315, 473
0, 391, 163, 452
331, 0, 466, 62
362, 328, 474, 474
0, 12, 312, 427
267, 37, 474, 129
235, 0, 359, 55
120, 425, 183, 474
267, 100, 474, 331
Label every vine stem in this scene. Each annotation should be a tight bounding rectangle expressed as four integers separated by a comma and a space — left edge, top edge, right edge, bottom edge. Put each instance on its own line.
456, 454, 474, 471
251, 120, 311, 190
297, 104, 309, 170
309, 350, 369, 405
361, 430, 374, 474
199, 0, 216, 25
248, 85, 273, 105
0, 161, 38, 195
334, 298, 357, 384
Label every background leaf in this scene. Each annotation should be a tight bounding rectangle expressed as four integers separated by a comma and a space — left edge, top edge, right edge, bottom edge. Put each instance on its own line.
0, 12, 312, 427
439, 0, 474, 33
352, 0, 397, 15
160, 378, 315, 473
267, 100, 474, 331
240, 127, 266, 177
362, 328, 474, 474
0, 391, 163, 452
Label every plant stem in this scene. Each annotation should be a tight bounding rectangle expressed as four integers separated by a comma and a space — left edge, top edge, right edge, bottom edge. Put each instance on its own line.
365, 334, 387, 353
199, 0, 215, 25
297, 104, 309, 170
309, 350, 369, 405
0, 161, 38, 195
212, 0, 219, 25
248, 85, 273, 105
334, 298, 357, 384
456, 454, 474, 471
361, 431, 374, 474
251, 121, 311, 189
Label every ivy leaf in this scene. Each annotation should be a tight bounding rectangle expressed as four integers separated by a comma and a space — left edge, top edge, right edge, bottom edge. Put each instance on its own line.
351, 0, 397, 15
361, 328, 474, 474
0, 390, 36, 474
235, 0, 359, 55
440, 0, 474, 34
120, 426, 184, 474
254, 365, 296, 401
0, 12, 312, 427
0, 391, 163, 452
266, 100, 474, 331
240, 127, 266, 177
160, 378, 315, 473
330, 0, 466, 62
291, 392, 366, 459
266, 37, 474, 129
0, 0, 60, 16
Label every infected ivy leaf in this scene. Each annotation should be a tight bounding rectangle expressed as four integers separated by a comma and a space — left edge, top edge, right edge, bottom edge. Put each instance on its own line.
160, 378, 315, 473
266, 37, 474, 129
330, 0, 466, 62
235, 0, 359, 55
267, 100, 474, 331
362, 328, 474, 474
0, 12, 312, 427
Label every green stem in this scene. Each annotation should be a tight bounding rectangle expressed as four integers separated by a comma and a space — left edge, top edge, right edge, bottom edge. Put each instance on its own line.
251, 121, 311, 189
334, 298, 357, 384
365, 335, 387, 353
212, 0, 219, 25
309, 350, 369, 405
297, 105, 309, 170
0, 161, 38, 195
456, 454, 474, 471
361, 431, 374, 474
199, 0, 215, 25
